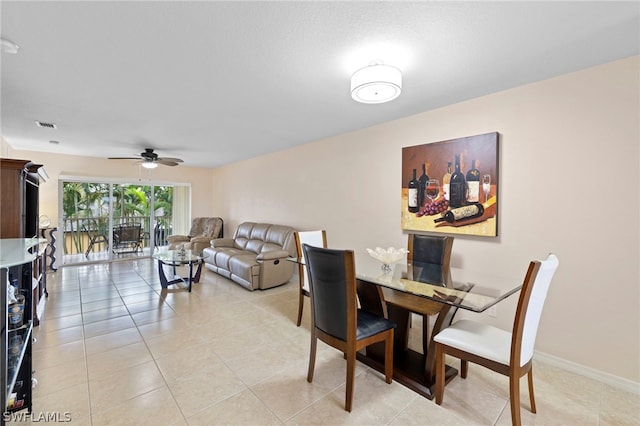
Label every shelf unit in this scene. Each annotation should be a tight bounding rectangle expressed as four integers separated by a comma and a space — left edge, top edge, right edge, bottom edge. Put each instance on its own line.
1, 238, 39, 419
1, 159, 45, 422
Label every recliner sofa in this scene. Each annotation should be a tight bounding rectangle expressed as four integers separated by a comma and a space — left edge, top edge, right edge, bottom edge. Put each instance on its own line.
202, 222, 296, 291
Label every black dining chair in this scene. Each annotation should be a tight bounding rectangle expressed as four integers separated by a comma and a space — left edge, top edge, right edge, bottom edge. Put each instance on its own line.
302, 244, 396, 412
382, 234, 454, 351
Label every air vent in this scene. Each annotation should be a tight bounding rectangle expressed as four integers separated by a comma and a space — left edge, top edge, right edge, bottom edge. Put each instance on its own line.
35, 121, 57, 129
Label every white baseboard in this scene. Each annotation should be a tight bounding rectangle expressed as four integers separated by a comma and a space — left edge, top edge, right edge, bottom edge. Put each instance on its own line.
534, 350, 640, 395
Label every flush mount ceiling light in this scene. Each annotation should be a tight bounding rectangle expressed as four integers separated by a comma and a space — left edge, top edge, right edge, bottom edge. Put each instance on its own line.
1, 37, 19, 54
141, 161, 158, 169
351, 64, 402, 104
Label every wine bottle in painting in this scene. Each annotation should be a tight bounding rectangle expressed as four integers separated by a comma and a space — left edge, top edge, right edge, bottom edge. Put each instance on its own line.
466, 159, 480, 202
449, 154, 467, 208
442, 161, 452, 201
434, 203, 484, 223
408, 168, 419, 213
418, 163, 429, 208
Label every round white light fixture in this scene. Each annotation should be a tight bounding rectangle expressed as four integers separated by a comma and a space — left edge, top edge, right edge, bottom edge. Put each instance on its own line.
141, 161, 158, 169
351, 64, 402, 104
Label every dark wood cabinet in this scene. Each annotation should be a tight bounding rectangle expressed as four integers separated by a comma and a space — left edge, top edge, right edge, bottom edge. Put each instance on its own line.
0, 159, 42, 240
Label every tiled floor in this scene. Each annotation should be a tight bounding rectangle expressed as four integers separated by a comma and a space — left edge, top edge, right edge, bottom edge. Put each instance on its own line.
15, 259, 639, 425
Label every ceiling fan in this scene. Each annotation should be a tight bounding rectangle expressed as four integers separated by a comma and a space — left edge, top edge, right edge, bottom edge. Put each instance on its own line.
108, 148, 184, 168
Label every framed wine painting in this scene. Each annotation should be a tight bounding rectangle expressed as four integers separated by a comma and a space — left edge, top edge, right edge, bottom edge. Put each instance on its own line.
401, 132, 499, 237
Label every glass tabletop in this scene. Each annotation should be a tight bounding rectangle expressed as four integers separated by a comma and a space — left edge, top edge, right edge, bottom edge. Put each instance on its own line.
288, 253, 522, 313
153, 250, 208, 265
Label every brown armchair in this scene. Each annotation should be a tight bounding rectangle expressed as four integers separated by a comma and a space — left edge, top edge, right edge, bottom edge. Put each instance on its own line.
166, 217, 223, 252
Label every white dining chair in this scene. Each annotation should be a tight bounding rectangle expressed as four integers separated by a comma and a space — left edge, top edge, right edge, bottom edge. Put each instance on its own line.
293, 230, 327, 326
433, 253, 559, 426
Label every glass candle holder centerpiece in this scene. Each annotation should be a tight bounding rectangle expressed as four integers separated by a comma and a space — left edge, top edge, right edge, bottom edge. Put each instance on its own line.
366, 247, 409, 272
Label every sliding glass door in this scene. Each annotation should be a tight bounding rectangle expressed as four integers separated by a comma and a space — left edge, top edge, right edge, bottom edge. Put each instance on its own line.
59, 178, 188, 266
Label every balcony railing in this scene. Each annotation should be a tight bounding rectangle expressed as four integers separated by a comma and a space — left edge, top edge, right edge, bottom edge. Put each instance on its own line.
62, 216, 173, 255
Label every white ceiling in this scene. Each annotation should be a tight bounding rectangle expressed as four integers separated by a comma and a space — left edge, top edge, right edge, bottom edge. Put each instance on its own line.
1, 1, 638, 169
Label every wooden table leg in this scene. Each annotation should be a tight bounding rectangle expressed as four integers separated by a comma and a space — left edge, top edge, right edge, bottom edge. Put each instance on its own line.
355, 279, 459, 400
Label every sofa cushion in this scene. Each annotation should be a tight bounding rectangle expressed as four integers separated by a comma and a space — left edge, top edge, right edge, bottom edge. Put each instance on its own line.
243, 239, 263, 254
250, 223, 271, 241
213, 248, 246, 269
265, 225, 298, 257
233, 222, 255, 250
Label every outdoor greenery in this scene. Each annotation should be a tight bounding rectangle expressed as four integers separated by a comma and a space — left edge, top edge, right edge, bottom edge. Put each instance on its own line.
62, 182, 174, 255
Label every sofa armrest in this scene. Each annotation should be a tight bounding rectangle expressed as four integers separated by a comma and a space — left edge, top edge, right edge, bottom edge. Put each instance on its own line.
211, 238, 235, 248
257, 249, 289, 261
190, 235, 212, 244
166, 235, 190, 243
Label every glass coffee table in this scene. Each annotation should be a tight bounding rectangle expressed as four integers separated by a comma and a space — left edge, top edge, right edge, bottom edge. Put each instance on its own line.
153, 250, 208, 292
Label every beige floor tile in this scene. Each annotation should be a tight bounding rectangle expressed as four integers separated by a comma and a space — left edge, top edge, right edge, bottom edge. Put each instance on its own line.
33, 324, 84, 349
117, 285, 155, 297
91, 386, 184, 426
33, 340, 85, 370
223, 340, 307, 387
121, 291, 162, 305
78, 283, 115, 295
131, 306, 178, 326
599, 384, 640, 425
84, 326, 143, 355
187, 389, 282, 425
81, 304, 130, 324
144, 327, 208, 359
88, 360, 166, 413
250, 359, 336, 421
165, 362, 246, 418
33, 357, 88, 397
37, 313, 84, 333
83, 315, 136, 338
31, 382, 92, 424
41, 303, 82, 319
87, 341, 154, 380
79, 289, 120, 303
154, 342, 223, 383
136, 316, 192, 340
81, 297, 124, 313
124, 298, 171, 315
285, 369, 416, 425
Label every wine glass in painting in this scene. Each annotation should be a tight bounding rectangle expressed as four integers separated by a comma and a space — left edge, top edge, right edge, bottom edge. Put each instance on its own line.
426, 179, 440, 202
482, 174, 491, 202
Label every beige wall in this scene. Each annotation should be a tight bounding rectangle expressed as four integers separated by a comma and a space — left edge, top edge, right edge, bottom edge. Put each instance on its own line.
212, 56, 640, 383
4, 150, 216, 228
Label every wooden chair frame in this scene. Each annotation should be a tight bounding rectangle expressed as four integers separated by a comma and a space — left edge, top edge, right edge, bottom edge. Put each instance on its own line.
435, 260, 545, 426
293, 230, 327, 326
304, 247, 394, 412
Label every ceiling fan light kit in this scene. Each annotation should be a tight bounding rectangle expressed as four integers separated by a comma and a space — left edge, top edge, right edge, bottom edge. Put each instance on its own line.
351, 64, 402, 104
141, 161, 158, 169
108, 148, 184, 167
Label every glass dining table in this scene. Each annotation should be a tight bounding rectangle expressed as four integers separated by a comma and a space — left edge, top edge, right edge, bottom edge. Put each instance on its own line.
290, 252, 523, 400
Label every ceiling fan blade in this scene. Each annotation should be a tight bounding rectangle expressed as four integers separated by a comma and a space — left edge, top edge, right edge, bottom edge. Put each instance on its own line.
157, 157, 183, 163
108, 156, 141, 160
156, 160, 180, 166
